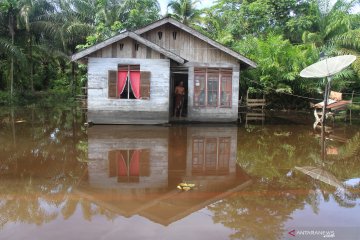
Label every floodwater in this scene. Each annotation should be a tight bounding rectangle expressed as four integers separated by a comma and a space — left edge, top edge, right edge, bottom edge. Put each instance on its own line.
0, 107, 360, 240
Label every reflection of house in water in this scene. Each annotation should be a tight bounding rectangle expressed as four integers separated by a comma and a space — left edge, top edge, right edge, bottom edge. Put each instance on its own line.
79, 125, 251, 226
86, 126, 169, 189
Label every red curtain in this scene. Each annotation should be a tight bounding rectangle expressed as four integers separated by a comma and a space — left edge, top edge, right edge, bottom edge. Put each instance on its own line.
130, 71, 141, 99
130, 150, 140, 176
118, 71, 128, 97
117, 152, 127, 176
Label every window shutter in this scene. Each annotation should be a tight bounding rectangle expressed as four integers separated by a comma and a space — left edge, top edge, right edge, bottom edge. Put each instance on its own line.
108, 70, 117, 98
108, 150, 117, 177
140, 71, 151, 99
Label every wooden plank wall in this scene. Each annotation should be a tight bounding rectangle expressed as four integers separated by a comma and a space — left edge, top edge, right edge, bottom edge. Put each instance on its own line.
185, 64, 240, 122
87, 58, 170, 124
87, 126, 169, 189
89, 38, 162, 60
141, 23, 239, 65
185, 126, 238, 176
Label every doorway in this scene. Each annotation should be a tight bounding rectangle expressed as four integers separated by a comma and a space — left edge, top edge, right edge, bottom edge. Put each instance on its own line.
171, 72, 188, 118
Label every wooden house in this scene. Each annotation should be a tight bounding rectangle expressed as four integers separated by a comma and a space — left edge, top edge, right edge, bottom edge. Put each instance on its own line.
72, 17, 257, 124
78, 125, 251, 225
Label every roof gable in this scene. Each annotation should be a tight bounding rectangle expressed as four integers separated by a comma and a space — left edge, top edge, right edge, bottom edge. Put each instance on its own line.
71, 31, 186, 64
135, 17, 257, 68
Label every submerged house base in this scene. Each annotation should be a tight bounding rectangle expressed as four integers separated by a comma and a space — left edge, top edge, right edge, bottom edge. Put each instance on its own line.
72, 17, 256, 125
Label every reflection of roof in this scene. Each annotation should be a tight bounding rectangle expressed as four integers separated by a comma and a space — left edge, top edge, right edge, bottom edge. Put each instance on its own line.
75, 177, 252, 226
141, 180, 252, 225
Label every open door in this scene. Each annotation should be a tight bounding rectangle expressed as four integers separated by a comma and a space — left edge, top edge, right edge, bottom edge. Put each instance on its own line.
170, 70, 188, 118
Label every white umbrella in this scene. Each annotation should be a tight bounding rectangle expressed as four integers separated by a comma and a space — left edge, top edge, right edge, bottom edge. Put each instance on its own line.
300, 55, 357, 78
295, 166, 344, 190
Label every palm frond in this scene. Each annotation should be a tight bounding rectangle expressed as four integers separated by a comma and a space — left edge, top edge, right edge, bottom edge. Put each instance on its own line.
340, 132, 360, 160
0, 37, 26, 64
333, 30, 360, 51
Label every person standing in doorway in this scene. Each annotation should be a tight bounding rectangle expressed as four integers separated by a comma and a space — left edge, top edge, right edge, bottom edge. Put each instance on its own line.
174, 81, 185, 117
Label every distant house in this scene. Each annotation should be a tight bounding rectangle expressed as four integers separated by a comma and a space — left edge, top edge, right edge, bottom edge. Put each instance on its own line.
72, 17, 256, 124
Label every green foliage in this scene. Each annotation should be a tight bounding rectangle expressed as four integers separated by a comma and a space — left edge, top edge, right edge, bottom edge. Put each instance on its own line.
0, 91, 12, 105
340, 132, 360, 160
235, 34, 318, 95
0, 0, 359, 109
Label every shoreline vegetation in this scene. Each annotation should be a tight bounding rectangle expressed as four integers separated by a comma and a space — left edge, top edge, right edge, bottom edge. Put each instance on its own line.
0, 90, 76, 107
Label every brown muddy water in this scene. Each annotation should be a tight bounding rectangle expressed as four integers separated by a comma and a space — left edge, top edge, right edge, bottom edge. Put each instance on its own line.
0, 107, 360, 240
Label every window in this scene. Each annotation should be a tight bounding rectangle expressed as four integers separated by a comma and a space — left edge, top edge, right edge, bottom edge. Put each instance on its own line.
192, 137, 231, 176
108, 65, 151, 99
134, 42, 140, 51
108, 149, 150, 183
194, 68, 232, 107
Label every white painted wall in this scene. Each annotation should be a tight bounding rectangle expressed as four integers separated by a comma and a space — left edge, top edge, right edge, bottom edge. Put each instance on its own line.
87, 58, 171, 124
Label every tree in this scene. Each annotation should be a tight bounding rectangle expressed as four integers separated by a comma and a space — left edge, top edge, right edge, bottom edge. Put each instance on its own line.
333, 29, 360, 78
0, 0, 23, 98
302, 0, 358, 48
118, 0, 161, 30
35, 0, 96, 94
235, 33, 319, 108
167, 0, 201, 26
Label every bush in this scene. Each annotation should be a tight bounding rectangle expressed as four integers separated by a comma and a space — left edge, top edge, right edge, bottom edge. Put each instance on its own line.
0, 91, 11, 105
0, 89, 76, 107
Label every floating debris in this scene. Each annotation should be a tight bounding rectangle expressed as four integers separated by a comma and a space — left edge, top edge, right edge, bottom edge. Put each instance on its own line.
77, 157, 89, 163
177, 182, 195, 191
274, 131, 291, 137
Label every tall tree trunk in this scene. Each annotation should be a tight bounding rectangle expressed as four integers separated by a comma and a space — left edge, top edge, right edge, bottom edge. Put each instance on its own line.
10, 53, 14, 98
11, 108, 16, 146
9, 10, 15, 100
71, 61, 76, 96
29, 35, 34, 93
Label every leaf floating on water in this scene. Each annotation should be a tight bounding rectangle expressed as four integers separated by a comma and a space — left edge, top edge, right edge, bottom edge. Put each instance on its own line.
274, 131, 291, 137
77, 157, 89, 163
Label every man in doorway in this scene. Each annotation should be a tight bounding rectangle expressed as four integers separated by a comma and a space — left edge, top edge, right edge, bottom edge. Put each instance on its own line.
174, 81, 185, 117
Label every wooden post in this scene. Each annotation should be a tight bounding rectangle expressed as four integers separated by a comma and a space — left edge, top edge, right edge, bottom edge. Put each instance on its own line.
350, 91, 354, 125
321, 78, 331, 128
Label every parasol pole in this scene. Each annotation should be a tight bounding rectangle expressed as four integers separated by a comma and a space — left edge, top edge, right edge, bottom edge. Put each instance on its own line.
320, 78, 329, 161
321, 76, 331, 127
